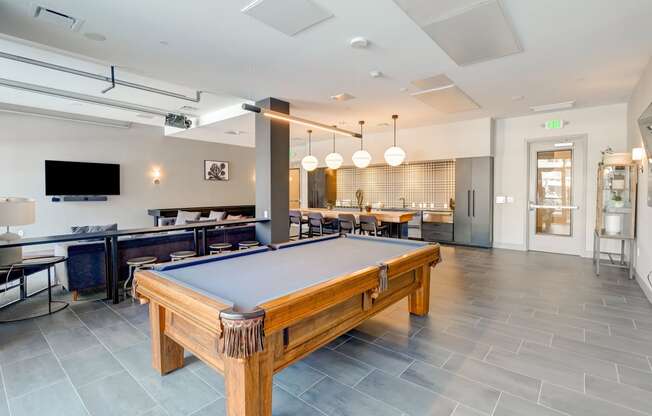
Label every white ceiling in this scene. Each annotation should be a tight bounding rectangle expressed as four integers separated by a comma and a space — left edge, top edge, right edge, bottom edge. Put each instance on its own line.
0, 0, 651, 144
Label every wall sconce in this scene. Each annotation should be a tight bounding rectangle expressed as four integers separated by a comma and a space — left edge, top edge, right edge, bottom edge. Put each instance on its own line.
632, 147, 646, 173
152, 167, 162, 185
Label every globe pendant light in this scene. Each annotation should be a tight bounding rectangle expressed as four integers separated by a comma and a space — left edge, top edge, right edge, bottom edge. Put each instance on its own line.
384, 114, 406, 167
324, 127, 343, 170
352, 120, 372, 168
301, 129, 318, 172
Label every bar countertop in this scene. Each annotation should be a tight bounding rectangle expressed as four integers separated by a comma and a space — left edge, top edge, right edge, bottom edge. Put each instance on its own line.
301, 208, 416, 223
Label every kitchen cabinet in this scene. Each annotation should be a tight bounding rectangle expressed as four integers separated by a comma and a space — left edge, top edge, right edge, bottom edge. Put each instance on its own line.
454, 157, 493, 247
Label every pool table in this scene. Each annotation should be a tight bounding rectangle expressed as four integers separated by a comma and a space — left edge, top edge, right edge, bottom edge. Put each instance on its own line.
134, 234, 440, 416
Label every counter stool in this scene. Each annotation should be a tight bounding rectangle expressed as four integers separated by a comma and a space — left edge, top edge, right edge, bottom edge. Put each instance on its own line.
338, 213, 360, 235
238, 241, 260, 250
359, 215, 388, 237
170, 250, 196, 261
124, 256, 157, 296
289, 210, 309, 240
209, 242, 232, 254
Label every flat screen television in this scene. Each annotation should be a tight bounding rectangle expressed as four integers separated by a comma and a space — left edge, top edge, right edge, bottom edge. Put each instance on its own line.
45, 160, 120, 196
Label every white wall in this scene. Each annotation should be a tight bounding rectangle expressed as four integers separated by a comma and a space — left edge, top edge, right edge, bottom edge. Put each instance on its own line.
292, 117, 493, 207
627, 57, 652, 300
0, 112, 256, 238
293, 117, 493, 166
493, 104, 628, 254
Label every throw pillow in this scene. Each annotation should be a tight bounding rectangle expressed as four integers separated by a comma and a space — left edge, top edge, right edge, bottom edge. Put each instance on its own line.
174, 210, 200, 225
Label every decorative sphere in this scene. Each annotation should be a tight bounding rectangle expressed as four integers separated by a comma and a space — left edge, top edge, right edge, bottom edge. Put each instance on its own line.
301, 155, 319, 171
352, 150, 372, 169
384, 146, 406, 167
324, 152, 344, 170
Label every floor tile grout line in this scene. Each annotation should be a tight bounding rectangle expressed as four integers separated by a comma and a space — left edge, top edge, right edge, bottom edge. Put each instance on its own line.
35, 318, 94, 416
0, 358, 12, 416
490, 391, 502, 416
66, 304, 166, 414
545, 378, 652, 416
296, 374, 328, 397
186, 398, 221, 416
278, 382, 331, 416
349, 370, 431, 416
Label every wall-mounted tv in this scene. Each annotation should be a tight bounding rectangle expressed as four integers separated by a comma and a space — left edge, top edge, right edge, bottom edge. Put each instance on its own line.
45, 160, 120, 196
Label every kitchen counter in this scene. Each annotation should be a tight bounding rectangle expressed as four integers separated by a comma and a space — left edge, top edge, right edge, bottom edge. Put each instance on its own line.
302, 208, 416, 224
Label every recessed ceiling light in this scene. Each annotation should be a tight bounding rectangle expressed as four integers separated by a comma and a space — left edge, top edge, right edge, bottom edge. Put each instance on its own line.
511, 95, 524, 101
369, 70, 383, 78
350, 37, 369, 49
135, 113, 155, 119
399, 87, 408, 92
225, 130, 246, 135
330, 93, 355, 101
530, 100, 575, 112
159, 40, 169, 46
83, 32, 106, 41
179, 105, 199, 111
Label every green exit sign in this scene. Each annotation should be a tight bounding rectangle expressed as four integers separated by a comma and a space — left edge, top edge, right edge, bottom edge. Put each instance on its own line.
544, 119, 565, 130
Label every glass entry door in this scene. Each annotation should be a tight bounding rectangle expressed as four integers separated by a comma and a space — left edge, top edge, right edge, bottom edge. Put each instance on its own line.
528, 138, 586, 255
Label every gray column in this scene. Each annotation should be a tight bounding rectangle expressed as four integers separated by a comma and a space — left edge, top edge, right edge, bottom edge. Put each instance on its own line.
255, 97, 290, 244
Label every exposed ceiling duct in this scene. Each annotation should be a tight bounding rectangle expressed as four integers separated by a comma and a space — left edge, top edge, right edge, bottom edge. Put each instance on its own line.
0, 77, 196, 118
0, 51, 203, 102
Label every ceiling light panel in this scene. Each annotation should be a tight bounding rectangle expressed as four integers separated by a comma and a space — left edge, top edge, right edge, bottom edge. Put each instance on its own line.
411, 85, 479, 113
395, 0, 522, 66
411, 74, 454, 91
530, 101, 575, 112
32, 5, 84, 31
330, 93, 355, 101
241, 0, 333, 36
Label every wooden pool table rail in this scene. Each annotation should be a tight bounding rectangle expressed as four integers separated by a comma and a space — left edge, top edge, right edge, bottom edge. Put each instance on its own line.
134, 242, 440, 416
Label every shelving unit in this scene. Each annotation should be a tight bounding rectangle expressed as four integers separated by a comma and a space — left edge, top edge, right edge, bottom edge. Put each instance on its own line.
593, 162, 638, 279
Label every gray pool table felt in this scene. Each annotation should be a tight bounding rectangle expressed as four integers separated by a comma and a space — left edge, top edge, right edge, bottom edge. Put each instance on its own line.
152, 236, 428, 310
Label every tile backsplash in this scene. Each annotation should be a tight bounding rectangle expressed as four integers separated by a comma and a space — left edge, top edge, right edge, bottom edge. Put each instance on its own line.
336, 160, 455, 209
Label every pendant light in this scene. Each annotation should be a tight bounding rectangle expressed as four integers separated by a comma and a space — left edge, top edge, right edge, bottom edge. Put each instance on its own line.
301, 129, 318, 172
352, 120, 372, 168
384, 114, 406, 166
324, 126, 344, 170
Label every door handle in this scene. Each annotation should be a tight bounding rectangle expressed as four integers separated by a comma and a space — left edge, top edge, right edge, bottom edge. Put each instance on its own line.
529, 202, 579, 211
472, 190, 475, 217
467, 190, 471, 217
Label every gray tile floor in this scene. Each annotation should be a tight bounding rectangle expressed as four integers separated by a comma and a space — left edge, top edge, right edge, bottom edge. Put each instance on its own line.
1, 245, 652, 416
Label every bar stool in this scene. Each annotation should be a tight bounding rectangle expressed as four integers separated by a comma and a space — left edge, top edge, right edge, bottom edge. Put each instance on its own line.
238, 241, 260, 250
289, 210, 309, 240
359, 215, 388, 237
124, 256, 157, 296
170, 250, 196, 261
209, 242, 232, 254
338, 213, 360, 235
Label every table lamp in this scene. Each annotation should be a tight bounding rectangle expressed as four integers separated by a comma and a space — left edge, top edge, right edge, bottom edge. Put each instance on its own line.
0, 197, 35, 266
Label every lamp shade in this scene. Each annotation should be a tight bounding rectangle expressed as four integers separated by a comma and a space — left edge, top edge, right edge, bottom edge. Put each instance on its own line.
352, 150, 372, 168
325, 152, 343, 170
0, 197, 35, 226
301, 155, 319, 172
384, 146, 406, 166
632, 147, 645, 161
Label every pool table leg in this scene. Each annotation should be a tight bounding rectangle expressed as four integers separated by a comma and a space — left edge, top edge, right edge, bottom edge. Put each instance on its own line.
409, 264, 431, 316
149, 302, 184, 375
223, 332, 279, 416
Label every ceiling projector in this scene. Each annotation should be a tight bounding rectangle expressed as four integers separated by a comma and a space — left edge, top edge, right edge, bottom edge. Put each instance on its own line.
165, 113, 192, 129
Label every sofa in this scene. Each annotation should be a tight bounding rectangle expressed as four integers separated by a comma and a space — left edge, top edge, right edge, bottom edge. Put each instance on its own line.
54, 224, 256, 299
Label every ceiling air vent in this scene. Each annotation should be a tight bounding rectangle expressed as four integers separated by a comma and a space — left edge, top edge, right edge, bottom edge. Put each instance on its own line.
32, 5, 84, 31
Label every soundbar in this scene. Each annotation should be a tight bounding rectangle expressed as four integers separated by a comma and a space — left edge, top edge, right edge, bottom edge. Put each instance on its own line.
51, 196, 108, 202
